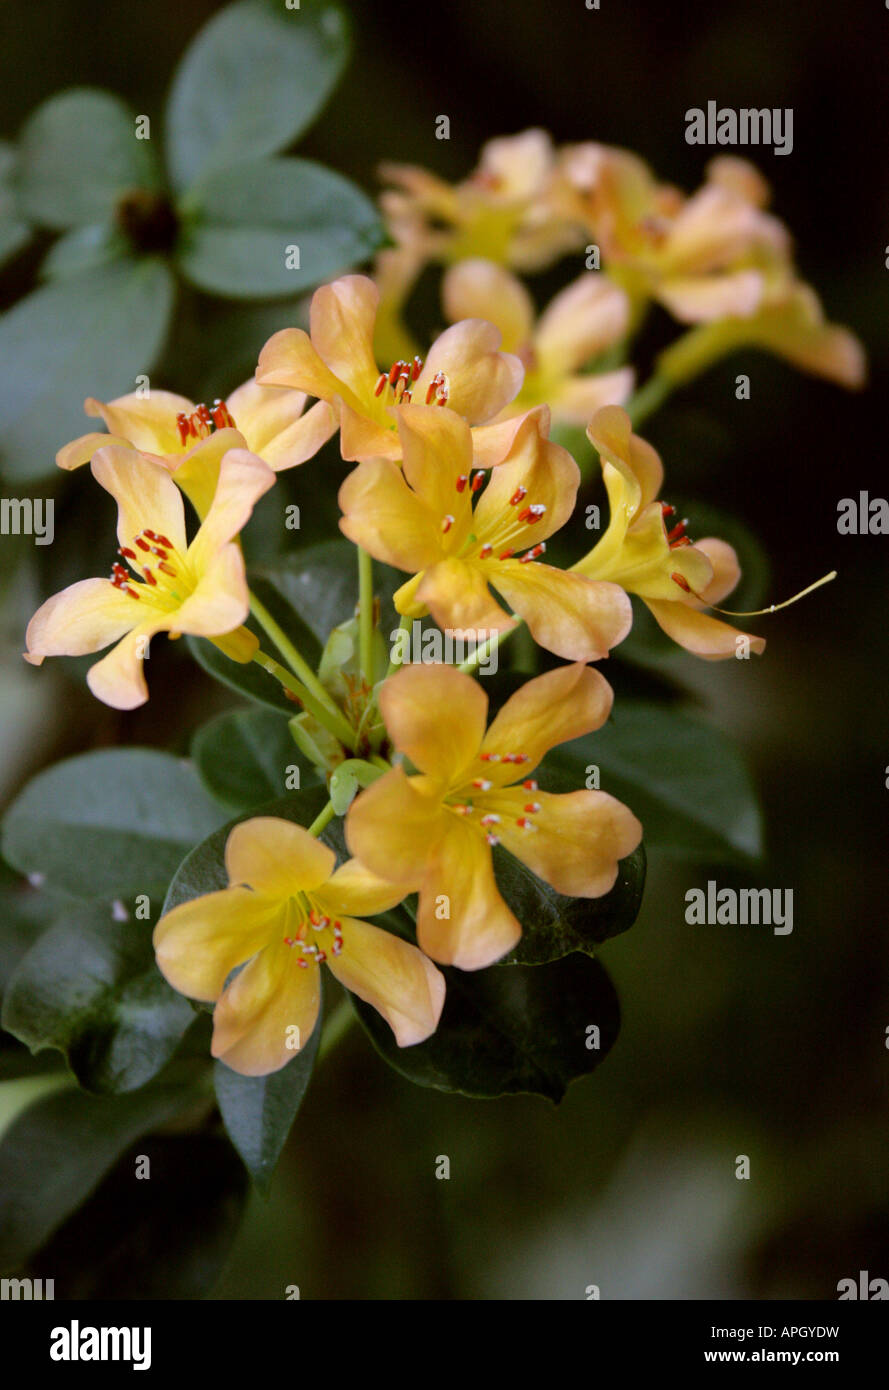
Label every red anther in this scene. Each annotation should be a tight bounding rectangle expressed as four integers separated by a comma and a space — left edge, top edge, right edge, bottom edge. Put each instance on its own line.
503, 753, 528, 764
522, 779, 538, 791
118, 546, 136, 560
479, 752, 500, 762
479, 542, 492, 558
516, 817, 531, 829
176, 413, 191, 445
155, 534, 174, 549
425, 380, 438, 404
388, 361, 403, 387
498, 548, 514, 560
333, 920, 341, 930
411, 356, 424, 381
135, 537, 151, 552
451, 803, 473, 814
472, 778, 493, 791
519, 543, 546, 563
151, 547, 168, 559
402, 388, 412, 404
509, 486, 528, 506
143, 529, 158, 541
471, 471, 485, 492
669, 537, 691, 550
143, 568, 157, 586
666, 520, 687, 543
456, 474, 468, 492
283, 936, 294, 947
375, 372, 388, 397
297, 959, 309, 969
441, 514, 454, 533
158, 562, 177, 577
309, 909, 320, 926
661, 502, 675, 517
316, 951, 326, 963
524, 801, 540, 813
486, 832, 500, 847
332, 941, 343, 955
671, 571, 692, 592
518, 503, 545, 523
196, 402, 212, 424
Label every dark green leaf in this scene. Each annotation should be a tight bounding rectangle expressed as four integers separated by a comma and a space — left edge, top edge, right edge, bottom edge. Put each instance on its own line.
547, 700, 763, 862
192, 705, 320, 812
2, 749, 227, 900
177, 156, 381, 298
28, 1133, 248, 1298
18, 87, 159, 230
2, 900, 194, 1093
214, 1012, 320, 1194
0, 259, 175, 483
166, 0, 349, 191
254, 540, 402, 648
352, 949, 620, 1102
0, 141, 29, 267
187, 633, 298, 714
40, 222, 127, 280
0, 1067, 207, 1271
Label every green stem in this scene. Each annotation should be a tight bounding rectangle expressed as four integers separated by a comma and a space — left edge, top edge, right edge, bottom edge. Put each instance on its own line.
386, 612, 413, 678
249, 590, 346, 729
252, 650, 355, 749
306, 799, 337, 837
625, 373, 673, 430
317, 996, 357, 1063
357, 547, 374, 684
457, 621, 522, 675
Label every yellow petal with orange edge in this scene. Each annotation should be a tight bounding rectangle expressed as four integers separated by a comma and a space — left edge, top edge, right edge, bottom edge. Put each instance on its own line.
256, 326, 355, 407
153, 886, 281, 1002
495, 787, 642, 898
25, 577, 137, 664
57, 431, 132, 471
535, 275, 630, 378
553, 368, 634, 426
470, 663, 614, 788
173, 544, 250, 639
442, 260, 534, 353
337, 396, 402, 461
491, 561, 632, 661
83, 389, 195, 455
415, 814, 520, 970
169, 427, 246, 520
308, 275, 380, 396
321, 858, 408, 917
85, 615, 173, 709
339, 457, 441, 571
416, 557, 513, 640
212, 940, 321, 1076
472, 407, 578, 542
326, 917, 445, 1046
345, 767, 449, 885
379, 663, 487, 781
414, 320, 524, 424
397, 405, 474, 546
645, 597, 765, 659
91, 446, 188, 554
187, 449, 276, 572
225, 817, 336, 898
693, 537, 741, 607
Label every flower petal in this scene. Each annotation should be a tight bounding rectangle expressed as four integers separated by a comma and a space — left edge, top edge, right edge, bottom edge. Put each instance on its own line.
415, 557, 513, 638
172, 542, 250, 639
91, 446, 187, 554
397, 404, 474, 548
657, 270, 765, 324
472, 406, 579, 542
416, 814, 520, 969
225, 817, 336, 898
495, 788, 642, 897
339, 457, 441, 571
326, 917, 445, 1046
257, 326, 354, 406
414, 319, 524, 424
492, 562, 632, 661
168, 427, 245, 520
308, 274, 380, 396
153, 886, 281, 1002
85, 616, 171, 709
442, 259, 534, 352
188, 449, 276, 572
535, 274, 630, 377
57, 431, 131, 471
322, 858, 408, 917
211, 941, 321, 1076
474, 662, 614, 784
346, 767, 450, 885
645, 597, 765, 660
694, 537, 741, 606
379, 663, 488, 781
82, 389, 195, 455
25, 578, 136, 664
552, 367, 635, 425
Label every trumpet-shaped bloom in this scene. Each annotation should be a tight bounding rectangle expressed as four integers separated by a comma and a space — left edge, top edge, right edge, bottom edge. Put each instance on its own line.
346, 663, 642, 970
154, 818, 445, 1075
338, 404, 632, 662
574, 407, 765, 659
25, 446, 275, 707
57, 376, 336, 518
443, 258, 634, 425
256, 274, 524, 462
562, 146, 790, 323
380, 128, 585, 275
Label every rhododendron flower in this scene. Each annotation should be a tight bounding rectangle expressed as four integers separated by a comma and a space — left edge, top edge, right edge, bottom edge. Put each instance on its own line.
346, 663, 642, 970
25, 447, 275, 707
379, 128, 585, 274
154, 818, 445, 1076
339, 404, 632, 662
256, 274, 523, 462
442, 258, 634, 424
574, 407, 765, 659
56, 376, 336, 518
562, 146, 789, 323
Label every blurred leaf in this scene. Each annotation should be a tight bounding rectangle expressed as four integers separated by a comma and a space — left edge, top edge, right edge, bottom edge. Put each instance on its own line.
2, 749, 227, 900
2, 900, 194, 1094
497, 843, 646, 965
0, 881, 54, 1004
352, 948, 620, 1102
166, 0, 349, 191
0, 141, 29, 267
0, 1067, 207, 1271
254, 540, 401, 648
28, 1133, 247, 1298
40, 222, 127, 280
214, 1016, 321, 1195
0, 259, 175, 483
191, 705, 320, 812
18, 87, 158, 230
548, 700, 763, 862
187, 633, 298, 714
177, 156, 382, 298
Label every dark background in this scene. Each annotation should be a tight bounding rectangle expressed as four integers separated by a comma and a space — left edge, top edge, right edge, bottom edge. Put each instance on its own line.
1, 0, 886, 1297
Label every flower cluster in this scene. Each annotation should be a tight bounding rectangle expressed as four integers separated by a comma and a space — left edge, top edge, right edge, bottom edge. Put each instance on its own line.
23, 130, 862, 1076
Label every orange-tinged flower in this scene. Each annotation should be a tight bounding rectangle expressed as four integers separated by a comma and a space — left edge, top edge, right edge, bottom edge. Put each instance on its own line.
338, 404, 632, 662
25, 446, 275, 708
442, 258, 634, 425
379, 128, 585, 274
562, 146, 790, 323
574, 407, 765, 659
56, 376, 336, 518
346, 663, 642, 970
256, 274, 524, 462
154, 818, 445, 1076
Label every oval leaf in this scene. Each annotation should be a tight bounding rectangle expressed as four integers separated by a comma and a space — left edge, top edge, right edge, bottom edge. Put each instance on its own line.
191, 706, 320, 812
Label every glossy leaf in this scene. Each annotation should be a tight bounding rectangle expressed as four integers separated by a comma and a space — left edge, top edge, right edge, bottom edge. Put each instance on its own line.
191, 705, 320, 812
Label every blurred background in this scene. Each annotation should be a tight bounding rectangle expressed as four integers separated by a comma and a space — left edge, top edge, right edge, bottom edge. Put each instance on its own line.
1, 0, 887, 1298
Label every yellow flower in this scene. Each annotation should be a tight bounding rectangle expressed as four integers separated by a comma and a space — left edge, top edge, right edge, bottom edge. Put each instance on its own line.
442, 258, 634, 424
25, 446, 275, 707
338, 404, 632, 662
346, 663, 642, 970
256, 274, 524, 462
154, 818, 445, 1076
562, 146, 789, 323
56, 376, 336, 518
574, 407, 765, 659
379, 128, 584, 273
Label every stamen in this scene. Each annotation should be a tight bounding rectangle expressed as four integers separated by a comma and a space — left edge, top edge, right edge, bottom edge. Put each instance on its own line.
502, 753, 529, 764
486, 833, 500, 847
480, 813, 501, 826
516, 817, 537, 830
479, 752, 500, 762
524, 801, 540, 813
479, 542, 493, 559
441, 514, 455, 533
411, 356, 424, 381
509, 486, 528, 506
498, 548, 514, 560
517, 503, 546, 523
522, 779, 538, 791
375, 372, 388, 397
472, 778, 493, 791
671, 572, 692, 592
471, 471, 486, 492
456, 474, 468, 492
519, 543, 546, 563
